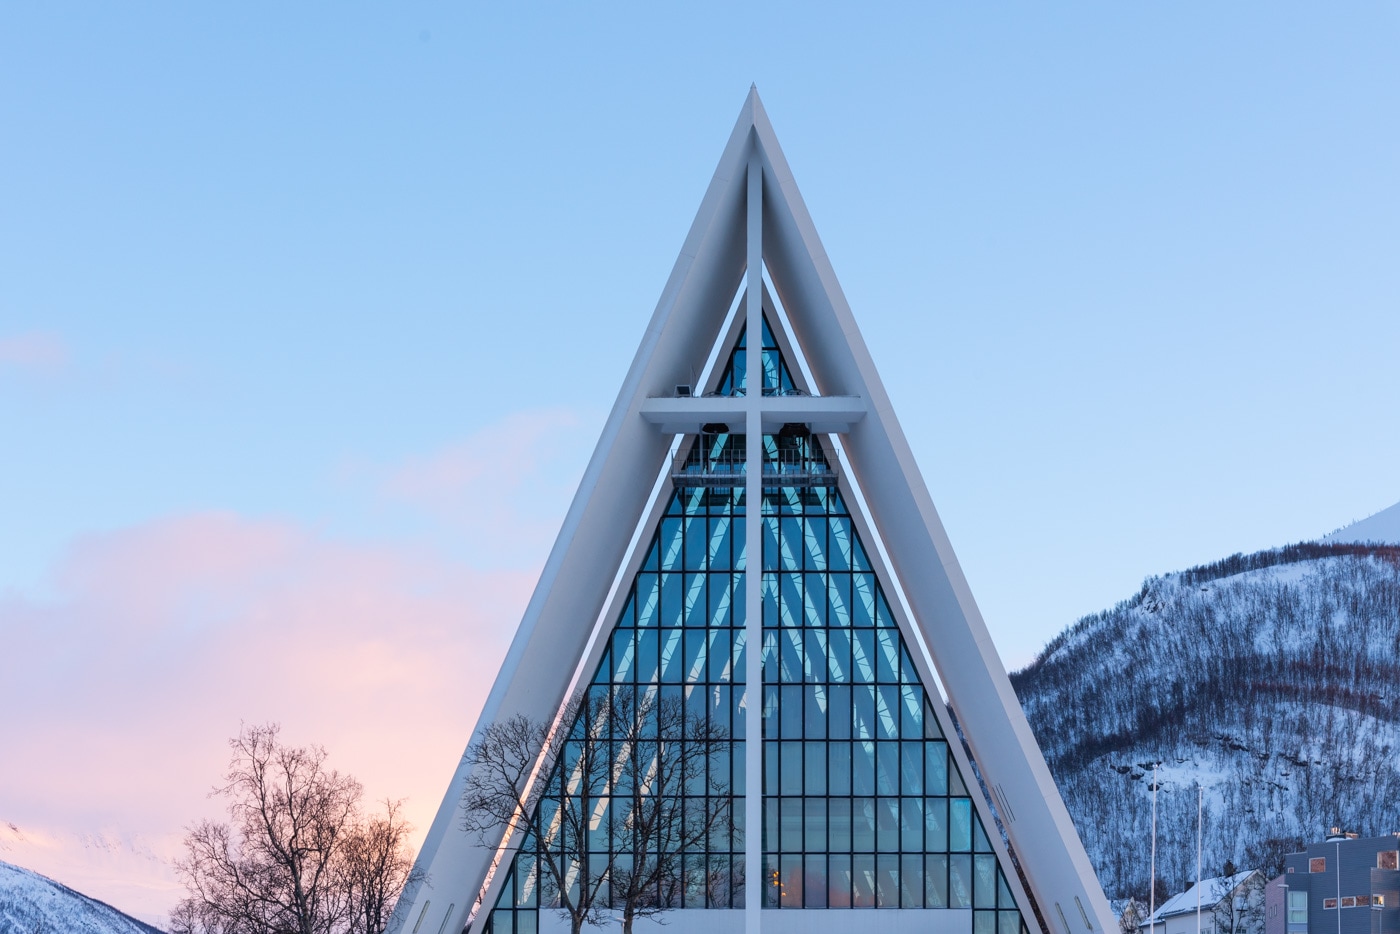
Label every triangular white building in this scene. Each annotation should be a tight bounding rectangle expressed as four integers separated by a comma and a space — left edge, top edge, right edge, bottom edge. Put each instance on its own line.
389, 89, 1113, 934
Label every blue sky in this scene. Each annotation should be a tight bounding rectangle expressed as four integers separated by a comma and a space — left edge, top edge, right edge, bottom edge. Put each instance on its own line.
5, 3, 1400, 655
2, 5, 1398, 918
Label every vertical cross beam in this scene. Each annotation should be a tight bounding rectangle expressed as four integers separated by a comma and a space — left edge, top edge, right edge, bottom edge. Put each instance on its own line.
743, 151, 763, 934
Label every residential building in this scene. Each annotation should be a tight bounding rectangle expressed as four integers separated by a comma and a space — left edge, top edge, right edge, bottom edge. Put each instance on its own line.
1141, 871, 1264, 934
1264, 831, 1400, 934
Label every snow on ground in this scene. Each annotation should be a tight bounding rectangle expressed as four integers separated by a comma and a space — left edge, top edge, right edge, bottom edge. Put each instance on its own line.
1323, 499, 1400, 544
0, 859, 164, 934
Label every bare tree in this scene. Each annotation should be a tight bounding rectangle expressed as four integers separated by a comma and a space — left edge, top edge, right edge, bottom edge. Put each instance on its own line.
172, 724, 420, 934
342, 800, 421, 934
600, 691, 731, 934
461, 688, 732, 934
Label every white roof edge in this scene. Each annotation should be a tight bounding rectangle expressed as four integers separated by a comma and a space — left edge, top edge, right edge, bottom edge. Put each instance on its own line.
389, 93, 758, 934
744, 89, 1117, 933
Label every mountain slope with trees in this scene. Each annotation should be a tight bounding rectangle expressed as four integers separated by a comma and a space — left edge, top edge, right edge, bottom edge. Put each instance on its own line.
1011, 541, 1400, 901
0, 859, 165, 934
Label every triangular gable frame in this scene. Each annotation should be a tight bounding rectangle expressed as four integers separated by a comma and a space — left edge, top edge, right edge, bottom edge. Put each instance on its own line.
390, 89, 1113, 934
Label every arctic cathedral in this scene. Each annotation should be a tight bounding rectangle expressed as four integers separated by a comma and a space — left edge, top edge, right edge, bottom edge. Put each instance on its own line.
388, 91, 1113, 934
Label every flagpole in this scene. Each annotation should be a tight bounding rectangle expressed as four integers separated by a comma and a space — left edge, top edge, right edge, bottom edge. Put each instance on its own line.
1196, 785, 1203, 934
1150, 764, 1158, 934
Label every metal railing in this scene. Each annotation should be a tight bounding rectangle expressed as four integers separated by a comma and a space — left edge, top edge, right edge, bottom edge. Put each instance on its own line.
670, 442, 837, 489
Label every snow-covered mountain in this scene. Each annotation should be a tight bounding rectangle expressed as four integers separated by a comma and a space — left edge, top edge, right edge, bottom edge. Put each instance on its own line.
0, 859, 165, 934
1011, 536, 1400, 902
1324, 500, 1400, 545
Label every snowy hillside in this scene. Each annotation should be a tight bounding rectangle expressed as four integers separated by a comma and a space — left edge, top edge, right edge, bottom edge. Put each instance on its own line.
1324, 500, 1400, 545
1011, 541, 1400, 902
0, 859, 165, 934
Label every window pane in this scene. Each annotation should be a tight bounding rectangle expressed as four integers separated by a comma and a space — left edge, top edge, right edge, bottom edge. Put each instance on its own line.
974, 814, 993, 852
829, 854, 852, 908
659, 628, 683, 682
805, 797, 828, 852
780, 741, 802, 795
950, 854, 973, 908
829, 798, 853, 851
975, 855, 998, 907
853, 854, 876, 907
926, 798, 948, 852
853, 630, 876, 682
926, 741, 948, 794
805, 741, 828, 796
763, 854, 780, 907
634, 628, 659, 683
879, 683, 901, 739
780, 630, 803, 682
661, 572, 682, 628
805, 635, 828, 686
950, 799, 973, 851
828, 574, 851, 631
828, 742, 852, 795
827, 632, 853, 686
876, 628, 899, 682
805, 855, 829, 908
764, 799, 779, 851
828, 684, 852, 738
708, 516, 732, 570
852, 798, 876, 851
684, 630, 707, 683
780, 798, 803, 852
876, 797, 900, 853
805, 573, 828, 628
780, 854, 803, 907
877, 741, 900, 795
901, 741, 923, 794
902, 797, 924, 851
684, 572, 706, 627
781, 684, 803, 737
805, 685, 828, 739
877, 854, 900, 908
926, 855, 949, 908
902, 853, 924, 907
853, 740, 876, 795
829, 516, 853, 571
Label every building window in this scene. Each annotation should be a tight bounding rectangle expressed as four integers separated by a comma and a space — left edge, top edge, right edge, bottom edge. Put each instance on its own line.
1374, 896, 1386, 909
1288, 890, 1309, 926
1310, 858, 1327, 873
1341, 897, 1356, 908
1380, 851, 1399, 870
1356, 896, 1370, 907
1324, 899, 1337, 910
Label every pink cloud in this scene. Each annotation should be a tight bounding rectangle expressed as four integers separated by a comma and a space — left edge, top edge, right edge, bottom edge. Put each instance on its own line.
377, 409, 594, 564
0, 331, 69, 372
0, 512, 537, 925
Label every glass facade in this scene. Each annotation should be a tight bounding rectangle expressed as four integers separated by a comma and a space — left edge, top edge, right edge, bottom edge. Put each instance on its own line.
716, 318, 796, 397
756, 442, 1026, 934
484, 480, 749, 934
482, 318, 1028, 934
